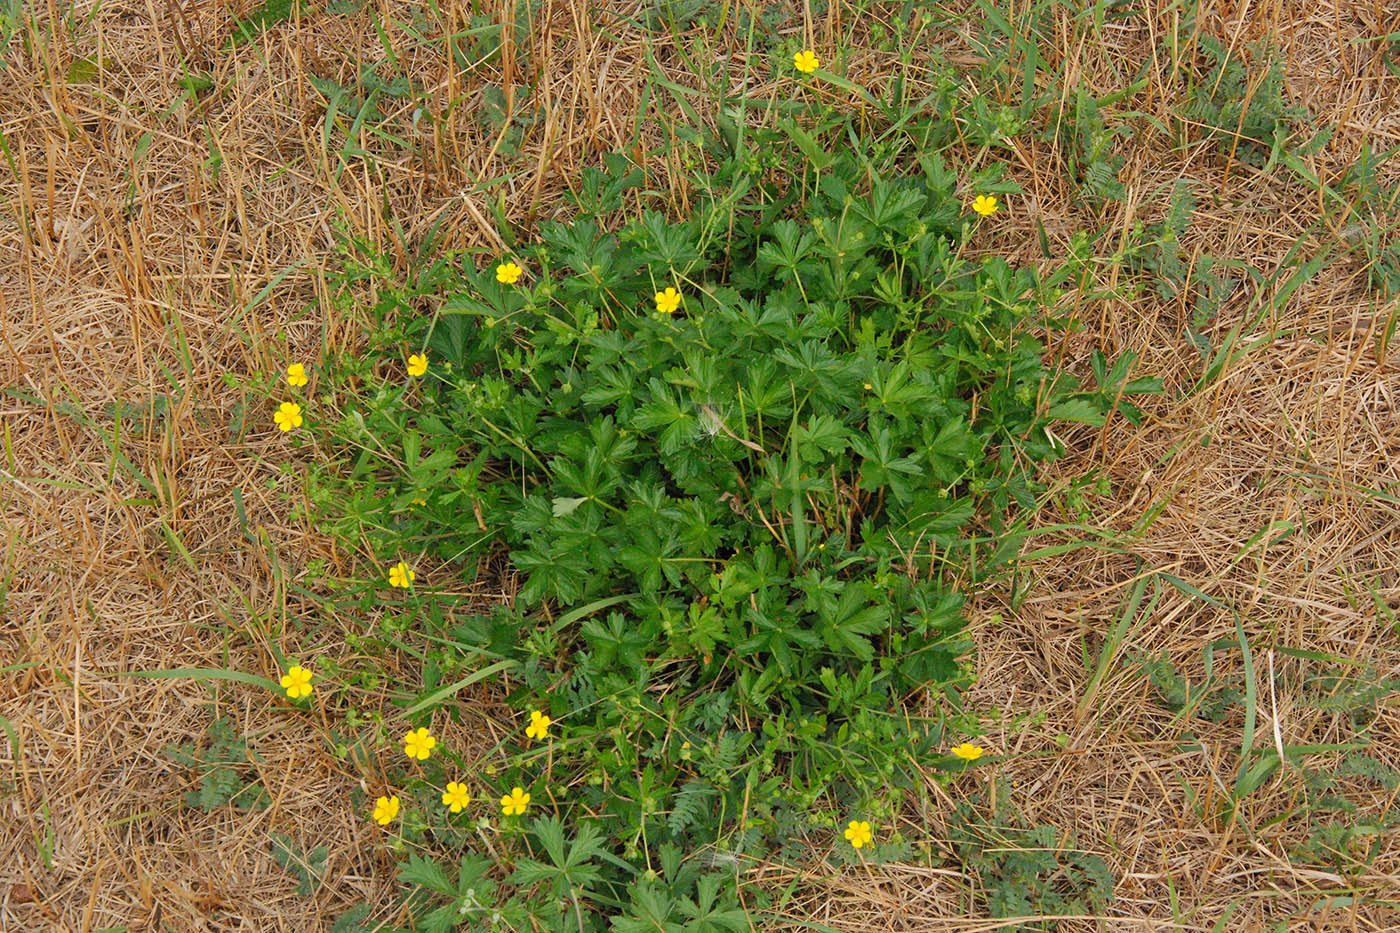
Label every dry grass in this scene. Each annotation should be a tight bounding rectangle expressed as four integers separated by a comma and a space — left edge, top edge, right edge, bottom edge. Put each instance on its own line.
2, 0, 1399, 930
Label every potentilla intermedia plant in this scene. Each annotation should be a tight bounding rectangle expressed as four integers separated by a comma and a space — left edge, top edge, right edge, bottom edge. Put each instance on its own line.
315, 132, 1159, 923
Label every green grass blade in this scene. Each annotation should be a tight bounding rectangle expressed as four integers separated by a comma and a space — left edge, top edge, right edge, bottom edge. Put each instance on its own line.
113, 667, 283, 693
401, 659, 517, 717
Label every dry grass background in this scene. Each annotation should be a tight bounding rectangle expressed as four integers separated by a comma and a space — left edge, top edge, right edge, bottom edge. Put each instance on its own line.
2, 0, 1399, 930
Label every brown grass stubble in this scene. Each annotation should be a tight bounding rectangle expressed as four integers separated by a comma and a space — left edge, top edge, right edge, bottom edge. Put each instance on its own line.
1, 0, 1397, 930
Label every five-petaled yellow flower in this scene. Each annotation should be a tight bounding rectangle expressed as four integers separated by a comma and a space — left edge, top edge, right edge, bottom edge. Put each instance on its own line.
952, 743, 984, 761
388, 561, 415, 588
654, 287, 682, 315
525, 710, 551, 741
500, 786, 530, 816
442, 781, 471, 813
407, 353, 428, 377
372, 795, 400, 825
285, 363, 308, 387
794, 49, 819, 73
844, 820, 873, 849
280, 665, 313, 700
403, 727, 437, 761
273, 401, 303, 432
496, 261, 523, 284
972, 195, 999, 217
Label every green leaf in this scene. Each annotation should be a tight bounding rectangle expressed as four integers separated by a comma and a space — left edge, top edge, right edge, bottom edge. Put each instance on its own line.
397, 854, 456, 897
113, 667, 282, 693
402, 659, 516, 717
551, 496, 589, 517
1047, 398, 1108, 426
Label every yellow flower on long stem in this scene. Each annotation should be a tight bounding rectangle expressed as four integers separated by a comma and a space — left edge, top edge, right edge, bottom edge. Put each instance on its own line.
496, 261, 523, 284
372, 795, 400, 825
273, 401, 303, 432
388, 561, 415, 588
971, 195, 1000, 217
500, 786, 530, 816
285, 363, 308, 387
952, 742, 984, 761
407, 353, 428, 377
794, 49, 820, 73
844, 820, 873, 849
442, 781, 471, 813
280, 665, 313, 700
403, 727, 437, 761
525, 709, 551, 741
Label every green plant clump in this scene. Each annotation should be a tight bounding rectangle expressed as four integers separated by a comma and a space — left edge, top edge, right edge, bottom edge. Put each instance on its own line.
164, 716, 269, 812
316, 135, 1155, 925
1183, 36, 1310, 163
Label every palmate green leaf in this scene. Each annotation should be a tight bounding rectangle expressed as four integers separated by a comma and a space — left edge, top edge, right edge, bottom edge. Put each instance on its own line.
923, 415, 976, 482
581, 611, 650, 668
632, 379, 699, 455
815, 582, 888, 662
614, 883, 677, 933
792, 413, 848, 462
851, 425, 924, 503
511, 817, 606, 893
507, 856, 561, 889
617, 527, 684, 594
398, 854, 455, 897
514, 541, 591, 605
680, 873, 750, 932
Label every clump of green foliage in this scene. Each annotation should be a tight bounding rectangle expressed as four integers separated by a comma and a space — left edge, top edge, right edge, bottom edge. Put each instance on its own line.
1122, 179, 1246, 361
1056, 87, 1129, 204
271, 832, 330, 897
311, 107, 1155, 925
1142, 649, 1242, 722
1289, 665, 1400, 875
164, 716, 269, 812
1183, 36, 1310, 163
948, 797, 1115, 927
1336, 142, 1400, 298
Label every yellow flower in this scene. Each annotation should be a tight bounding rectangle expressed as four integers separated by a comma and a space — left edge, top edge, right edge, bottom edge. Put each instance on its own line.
280, 665, 313, 700
972, 195, 999, 217
285, 363, 308, 387
654, 287, 682, 315
496, 261, 523, 284
403, 727, 437, 761
952, 742, 984, 761
794, 49, 820, 73
273, 401, 303, 432
500, 786, 530, 816
388, 561, 415, 588
525, 709, 551, 741
844, 819, 873, 849
407, 353, 428, 377
442, 781, 471, 813
411, 497, 427, 507
372, 795, 400, 825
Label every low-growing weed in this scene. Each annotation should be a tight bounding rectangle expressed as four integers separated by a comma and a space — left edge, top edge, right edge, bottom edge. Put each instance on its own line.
270, 832, 329, 897
1182, 36, 1311, 164
164, 715, 268, 812
293, 35, 1159, 929
948, 796, 1116, 928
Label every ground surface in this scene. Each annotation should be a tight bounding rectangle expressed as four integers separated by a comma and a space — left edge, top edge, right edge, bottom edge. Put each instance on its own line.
3, 1, 1400, 930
